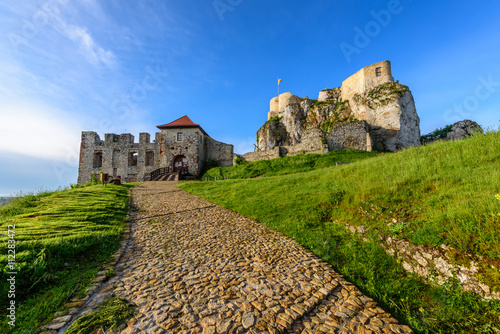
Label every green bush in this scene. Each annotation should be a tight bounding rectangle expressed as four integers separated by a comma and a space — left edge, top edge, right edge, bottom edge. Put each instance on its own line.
421, 124, 453, 144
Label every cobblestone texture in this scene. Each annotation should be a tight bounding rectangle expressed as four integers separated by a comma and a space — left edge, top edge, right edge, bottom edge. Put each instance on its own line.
76, 182, 413, 333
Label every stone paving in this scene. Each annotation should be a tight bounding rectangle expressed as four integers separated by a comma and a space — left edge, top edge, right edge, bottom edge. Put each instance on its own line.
86, 182, 413, 334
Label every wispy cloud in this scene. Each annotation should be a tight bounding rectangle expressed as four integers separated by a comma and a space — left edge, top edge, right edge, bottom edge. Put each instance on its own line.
61, 23, 115, 66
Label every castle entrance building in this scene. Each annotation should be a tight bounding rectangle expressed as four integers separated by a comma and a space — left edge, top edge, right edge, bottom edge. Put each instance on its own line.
77, 115, 234, 184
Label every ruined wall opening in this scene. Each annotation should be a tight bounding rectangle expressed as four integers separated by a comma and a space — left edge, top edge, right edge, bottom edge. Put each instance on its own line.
128, 152, 138, 167
93, 152, 103, 168
375, 67, 382, 77
146, 151, 154, 166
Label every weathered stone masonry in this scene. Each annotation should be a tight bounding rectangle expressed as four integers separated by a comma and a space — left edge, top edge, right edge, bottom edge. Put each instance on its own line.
77, 116, 233, 184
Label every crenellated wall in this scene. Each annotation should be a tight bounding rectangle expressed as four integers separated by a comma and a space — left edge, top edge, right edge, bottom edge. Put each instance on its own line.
78, 131, 157, 184
78, 127, 234, 184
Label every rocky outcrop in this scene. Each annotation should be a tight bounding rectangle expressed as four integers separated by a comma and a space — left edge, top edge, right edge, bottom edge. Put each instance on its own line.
256, 82, 420, 152
340, 221, 500, 300
255, 61, 421, 155
447, 120, 483, 141
351, 82, 421, 151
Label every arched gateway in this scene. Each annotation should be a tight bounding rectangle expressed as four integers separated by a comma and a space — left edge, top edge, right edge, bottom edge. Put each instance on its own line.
173, 155, 188, 173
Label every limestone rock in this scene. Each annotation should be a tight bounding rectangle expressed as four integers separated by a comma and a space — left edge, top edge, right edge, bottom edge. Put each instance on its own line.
350, 82, 420, 151
241, 312, 255, 329
318, 88, 341, 102
446, 120, 483, 141
256, 118, 289, 151
255, 62, 420, 154
257, 83, 419, 152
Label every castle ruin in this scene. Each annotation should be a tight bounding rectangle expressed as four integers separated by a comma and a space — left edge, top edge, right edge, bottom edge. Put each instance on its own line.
77, 116, 233, 184
78, 61, 422, 182
242, 60, 421, 162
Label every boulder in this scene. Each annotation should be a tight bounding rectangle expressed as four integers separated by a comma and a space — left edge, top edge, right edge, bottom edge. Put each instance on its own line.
446, 120, 483, 140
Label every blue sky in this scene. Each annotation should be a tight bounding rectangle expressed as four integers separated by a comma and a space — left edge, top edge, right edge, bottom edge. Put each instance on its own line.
1, 0, 499, 196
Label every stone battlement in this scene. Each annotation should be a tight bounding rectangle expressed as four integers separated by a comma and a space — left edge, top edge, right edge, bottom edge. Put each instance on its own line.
77, 116, 234, 184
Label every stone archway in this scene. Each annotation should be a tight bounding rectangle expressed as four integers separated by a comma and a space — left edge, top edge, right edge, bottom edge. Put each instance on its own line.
173, 155, 188, 173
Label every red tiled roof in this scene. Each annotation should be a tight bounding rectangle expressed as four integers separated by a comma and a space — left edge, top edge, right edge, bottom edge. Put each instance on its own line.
156, 115, 208, 136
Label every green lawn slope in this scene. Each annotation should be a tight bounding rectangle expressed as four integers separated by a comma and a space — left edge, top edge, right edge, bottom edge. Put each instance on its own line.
180, 131, 500, 333
202, 149, 381, 180
0, 183, 134, 333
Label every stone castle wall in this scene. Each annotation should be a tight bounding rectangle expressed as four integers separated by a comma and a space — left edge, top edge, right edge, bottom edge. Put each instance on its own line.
205, 137, 234, 167
242, 147, 281, 163
254, 60, 419, 156
78, 128, 233, 184
340, 60, 394, 102
268, 92, 302, 120
78, 131, 157, 184
325, 121, 372, 152
280, 128, 328, 156
158, 127, 204, 177
243, 125, 371, 163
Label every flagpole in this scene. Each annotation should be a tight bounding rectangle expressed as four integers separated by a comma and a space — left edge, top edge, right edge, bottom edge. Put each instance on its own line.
277, 77, 281, 115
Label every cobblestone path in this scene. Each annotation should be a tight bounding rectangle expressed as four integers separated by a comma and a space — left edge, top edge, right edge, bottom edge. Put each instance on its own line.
95, 182, 413, 334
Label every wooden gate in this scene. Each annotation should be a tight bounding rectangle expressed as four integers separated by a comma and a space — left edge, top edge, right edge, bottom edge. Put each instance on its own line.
173, 155, 188, 173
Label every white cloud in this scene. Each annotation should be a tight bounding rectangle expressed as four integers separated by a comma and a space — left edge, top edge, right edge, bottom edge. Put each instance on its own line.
0, 100, 82, 164
61, 24, 115, 66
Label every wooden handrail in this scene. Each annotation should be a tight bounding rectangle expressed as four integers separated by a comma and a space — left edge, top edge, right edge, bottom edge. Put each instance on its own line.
150, 166, 171, 180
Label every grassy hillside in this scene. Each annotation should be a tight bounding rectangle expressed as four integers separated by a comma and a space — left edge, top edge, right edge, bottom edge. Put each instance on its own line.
202, 149, 381, 180
0, 183, 134, 333
181, 131, 500, 333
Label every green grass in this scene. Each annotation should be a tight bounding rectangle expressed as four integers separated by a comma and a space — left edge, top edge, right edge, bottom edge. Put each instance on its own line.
0, 183, 135, 333
65, 296, 135, 334
203, 149, 381, 180
180, 131, 500, 333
